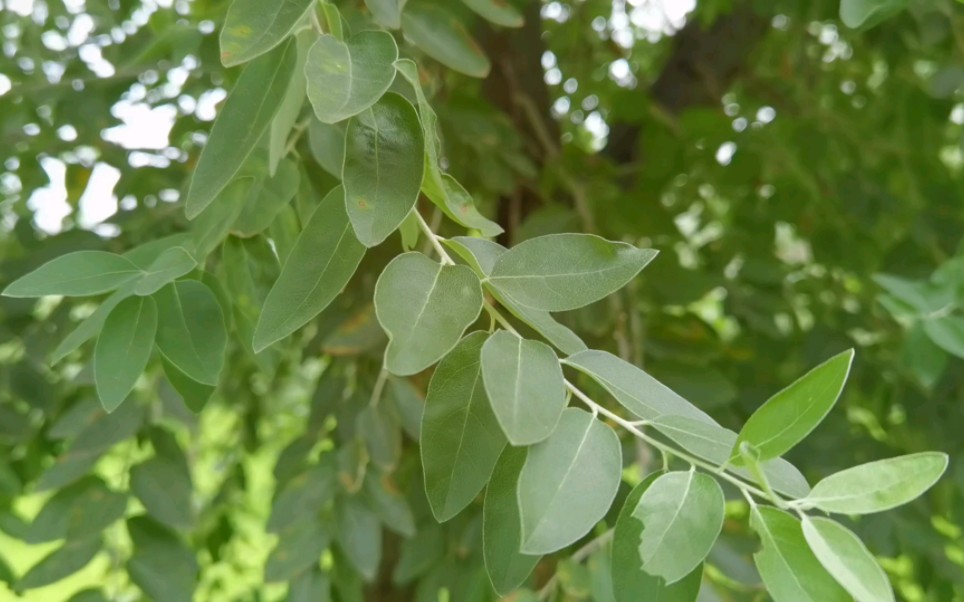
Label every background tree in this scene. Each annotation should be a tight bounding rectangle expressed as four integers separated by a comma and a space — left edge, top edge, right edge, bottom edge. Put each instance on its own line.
0, 0, 962, 600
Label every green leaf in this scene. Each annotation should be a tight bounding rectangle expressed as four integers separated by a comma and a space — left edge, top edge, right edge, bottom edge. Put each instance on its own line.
130, 431, 194, 531
395, 60, 504, 237
802, 516, 895, 602
563, 350, 713, 423
3, 251, 141, 298
133, 247, 197, 296
265, 518, 329, 582
94, 295, 157, 412
233, 157, 300, 236
335, 497, 382, 582
874, 273, 951, 315
127, 516, 198, 602
185, 39, 297, 218
611, 473, 703, 602
374, 252, 484, 376
488, 234, 658, 312
188, 178, 251, 259
305, 31, 398, 124
650, 415, 811, 499
163, 359, 215, 413
219, 0, 313, 66
803, 452, 948, 514
365, 0, 405, 29
289, 567, 332, 602
357, 401, 402, 471
19, 538, 101, 590
307, 119, 346, 176
51, 282, 137, 363
363, 472, 415, 538
26, 477, 127, 544
902, 324, 947, 388
153, 281, 227, 386
402, 1, 491, 78
633, 470, 724, 584
36, 402, 146, 492
437, 175, 505, 238
840, 0, 909, 29
749, 506, 849, 602
393, 523, 445, 584
267, 462, 336, 533
220, 236, 281, 371
254, 185, 366, 351
518, 408, 621, 554
443, 236, 586, 355
481, 330, 567, 445
732, 349, 854, 464
268, 31, 310, 175
483, 447, 540, 595
343, 93, 425, 247
422, 332, 506, 521
924, 315, 964, 359
461, 0, 523, 27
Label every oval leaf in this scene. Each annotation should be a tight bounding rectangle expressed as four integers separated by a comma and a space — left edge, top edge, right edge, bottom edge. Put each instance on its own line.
483, 447, 540, 595
422, 332, 506, 521
803, 452, 948, 514
732, 349, 854, 464
633, 470, 724, 584
518, 408, 621, 554
750, 506, 849, 602
374, 252, 483, 376
306, 31, 398, 124
802, 516, 895, 602
564, 350, 713, 423
481, 330, 567, 445
154, 280, 227, 386
254, 185, 366, 351
488, 234, 658, 312
3, 251, 141, 298
94, 296, 158, 412
611, 472, 703, 602
185, 39, 297, 218
402, 1, 491, 78
343, 93, 424, 247
220, 0, 314, 66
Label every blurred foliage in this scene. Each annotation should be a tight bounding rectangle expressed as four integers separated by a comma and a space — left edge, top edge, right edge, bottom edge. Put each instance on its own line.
0, 0, 962, 600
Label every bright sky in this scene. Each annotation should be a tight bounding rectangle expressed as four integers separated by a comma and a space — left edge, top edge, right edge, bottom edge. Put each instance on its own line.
10, 0, 697, 235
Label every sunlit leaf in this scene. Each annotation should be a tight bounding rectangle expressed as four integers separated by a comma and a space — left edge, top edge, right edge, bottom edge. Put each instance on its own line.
732, 349, 854, 464
803, 452, 948, 514
802, 516, 895, 602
